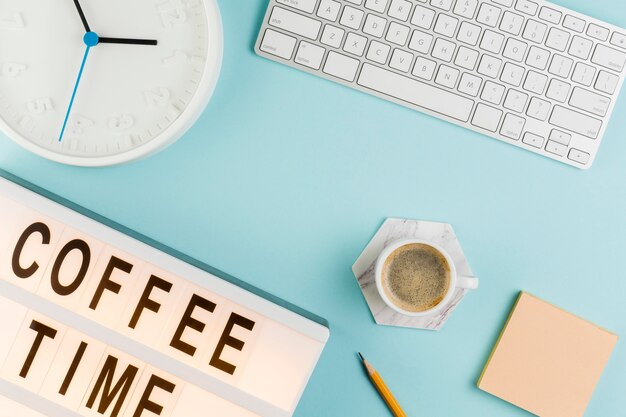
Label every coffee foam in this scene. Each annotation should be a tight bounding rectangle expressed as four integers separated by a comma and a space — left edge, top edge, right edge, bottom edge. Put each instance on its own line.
382, 243, 451, 313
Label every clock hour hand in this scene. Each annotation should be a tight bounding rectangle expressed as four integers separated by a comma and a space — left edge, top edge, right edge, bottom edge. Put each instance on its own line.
99, 37, 158, 46
72, 0, 91, 32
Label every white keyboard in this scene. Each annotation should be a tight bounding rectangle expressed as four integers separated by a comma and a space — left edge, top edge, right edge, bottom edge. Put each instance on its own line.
255, 0, 626, 169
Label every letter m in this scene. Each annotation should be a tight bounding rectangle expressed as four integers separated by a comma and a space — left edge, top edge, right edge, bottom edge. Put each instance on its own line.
86, 355, 139, 417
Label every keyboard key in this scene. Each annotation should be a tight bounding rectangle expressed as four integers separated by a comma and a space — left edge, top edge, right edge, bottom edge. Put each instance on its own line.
481, 30, 505, 53
366, 40, 391, 64
563, 15, 585, 33
568, 36, 593, 60
477, 54, 502, 78
545, 140, 567, 156
515, 0, 538, 16
408, 30, 433, 54
412, 5, 436, 29
434, 14, 459, 37
545, 79, 570, 102
587, 24, 609, 41
500, 11, 524, 35
523, 132, 545, 148
503, 89, 528, 112
340, 6, 365, 29
591, 44, 626, 72
317, 0, 341, 21
363, 14, 388, 37
568, 148, 590, 164
549, 129, 571, 145
365, 0, 390, 13
296, 41, 326, 69
432, 38, 456, 62
595, 70, 619, 94
538, 7, 561, 24
270, 7, 322, 39
500, 62, 525, 86
492, 0, 513, 7
571, 62, 595, 86
457, 21, 482, 45
523, 70, 547, 94
548, 54, 573, 78
389, 49, 413, 72
412, 56, 437, 80
472, 103, 503, 131
526, 45, 550, 69
455, 46, 479, 70
323, 51, 360, 81
526, 96, 550, 120
545, 27, 570, 52
453, 0, 479, 19
500, 114, 526, 140
503, 38, 528, 62
476, 3, 501, 27
522, 19, 547, 43
431, 0, 454, 11
481, 80, 506, 104
435, 65, 460, 88
569, 87, 611, 117
358, 63, 475, 121
610, 32, 626, 50
276, 0, 317, 13
260, 29, 296, 60
321, 25, 345, 48
458, 73, 482, 96
386, 22, 410, 45
388, 0, 412, 21
344, 32, 368, 56
549, 106, 602, 139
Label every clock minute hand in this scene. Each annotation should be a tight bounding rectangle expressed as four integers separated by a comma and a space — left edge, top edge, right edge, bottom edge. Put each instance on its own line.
72, 0, 91, 32
99, 37, 158, 46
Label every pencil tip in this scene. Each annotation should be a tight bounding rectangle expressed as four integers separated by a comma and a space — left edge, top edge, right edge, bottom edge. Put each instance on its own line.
358, 352, 364, 361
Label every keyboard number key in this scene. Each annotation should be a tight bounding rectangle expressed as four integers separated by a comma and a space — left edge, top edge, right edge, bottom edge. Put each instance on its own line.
476, 3, 501, 27
260, 29, 296, 60
431, 0, 454, 11
295, 41, 326, 69
321, 25, 345, 48
499, 11, 524, 36
453, 0, 478, 19
500, 114, 526, 140
522, 19, 547, 43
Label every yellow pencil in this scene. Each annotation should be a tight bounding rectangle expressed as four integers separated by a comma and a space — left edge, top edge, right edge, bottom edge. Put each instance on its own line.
358, 352, 407, 417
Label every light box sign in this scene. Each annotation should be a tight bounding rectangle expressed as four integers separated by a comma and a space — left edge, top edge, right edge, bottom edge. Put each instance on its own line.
0, 170, 329, 417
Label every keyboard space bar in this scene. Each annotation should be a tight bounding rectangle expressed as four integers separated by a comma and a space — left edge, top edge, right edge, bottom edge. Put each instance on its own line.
357, 63, 474, 122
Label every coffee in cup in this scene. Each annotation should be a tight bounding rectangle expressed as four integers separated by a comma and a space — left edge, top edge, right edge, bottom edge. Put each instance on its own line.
375, 239, 478, 316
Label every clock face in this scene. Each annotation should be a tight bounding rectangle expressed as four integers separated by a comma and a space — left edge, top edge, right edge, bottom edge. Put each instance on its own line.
0, 0, 222, 166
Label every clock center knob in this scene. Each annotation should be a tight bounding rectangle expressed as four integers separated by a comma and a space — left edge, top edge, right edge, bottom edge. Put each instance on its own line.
83, 31, 99, 47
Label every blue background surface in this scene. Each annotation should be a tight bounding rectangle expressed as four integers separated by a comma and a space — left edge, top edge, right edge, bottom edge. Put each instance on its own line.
1, 1, 625, 415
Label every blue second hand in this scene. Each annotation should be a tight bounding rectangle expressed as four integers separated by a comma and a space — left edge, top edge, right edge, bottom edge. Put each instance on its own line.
59, 32, 99, 142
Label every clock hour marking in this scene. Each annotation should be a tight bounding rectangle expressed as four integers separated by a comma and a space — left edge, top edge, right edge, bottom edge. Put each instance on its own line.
162, 50, 204, 66
108, 114, 134, 131
144, 87, 172, 107
2, 63, 27, 78
26, 98, 54, 115
68, 116, 95, 138
158, 0, 200, 28
0, 11, 25, 29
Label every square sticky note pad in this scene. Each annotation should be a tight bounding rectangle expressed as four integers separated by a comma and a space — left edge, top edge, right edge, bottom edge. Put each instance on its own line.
478, 292, 618, 417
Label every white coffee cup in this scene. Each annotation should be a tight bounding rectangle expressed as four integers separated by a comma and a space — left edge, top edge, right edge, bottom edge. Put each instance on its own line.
375, 239, 479, 317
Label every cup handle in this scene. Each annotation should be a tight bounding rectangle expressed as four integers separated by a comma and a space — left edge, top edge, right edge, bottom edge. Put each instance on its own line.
457, 275, 479, 290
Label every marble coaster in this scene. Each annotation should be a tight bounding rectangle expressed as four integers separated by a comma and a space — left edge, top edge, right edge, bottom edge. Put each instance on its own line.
352, 218, 476, 330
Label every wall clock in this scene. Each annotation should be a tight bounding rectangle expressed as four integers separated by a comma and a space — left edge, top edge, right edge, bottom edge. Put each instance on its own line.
0, 0, 222, 166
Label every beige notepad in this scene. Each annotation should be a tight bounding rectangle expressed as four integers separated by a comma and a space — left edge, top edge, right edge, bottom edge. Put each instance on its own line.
478, 292, 618, 417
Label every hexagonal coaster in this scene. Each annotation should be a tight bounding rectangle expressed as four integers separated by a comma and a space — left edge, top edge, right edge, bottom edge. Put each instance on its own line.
353, 218, 476, 330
